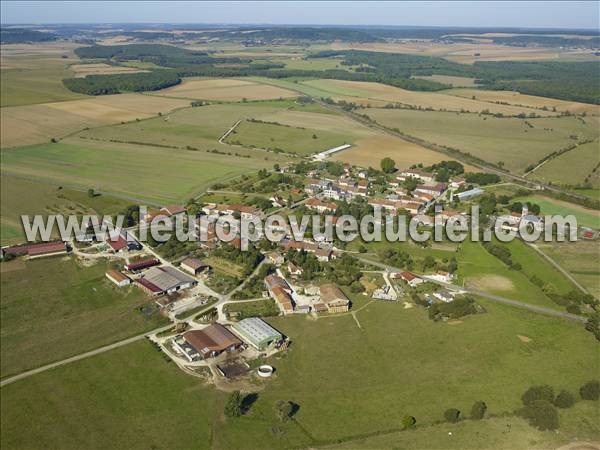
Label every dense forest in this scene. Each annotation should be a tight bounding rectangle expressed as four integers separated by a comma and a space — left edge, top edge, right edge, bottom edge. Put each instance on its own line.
0, 28, 57, 44
64, 44, 599, 103
311, 50, 600, 104
74, 44, 246, 67
63, 70, 181, 95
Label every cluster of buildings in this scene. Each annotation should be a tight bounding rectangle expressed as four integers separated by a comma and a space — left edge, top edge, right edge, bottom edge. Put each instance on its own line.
496, 204, 544, 232
172, 317, 284, 362
264, 274, 350, 315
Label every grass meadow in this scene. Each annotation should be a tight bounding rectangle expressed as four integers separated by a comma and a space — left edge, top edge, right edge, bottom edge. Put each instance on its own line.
364, 109, 599, 173
0, 257, 167, 378
1, 138, 279, 204
1, 176, 133, 244
2, 298, 597, 448
532, 140, 600, 187
513, 195, 600, 229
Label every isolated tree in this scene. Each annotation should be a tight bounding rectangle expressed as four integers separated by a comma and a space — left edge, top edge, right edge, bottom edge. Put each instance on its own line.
519, 400, 559, 431
380, 157, 396, 174
401, 415, 416, 429
444, 408, 461, 423
275, 400, 294, 422
87, 188, 95, 198
580, 380, 600, 400
553, 390, 575, 409
521, 385, 554, 406
470, 401, 487, 420
224, 391, 243, 418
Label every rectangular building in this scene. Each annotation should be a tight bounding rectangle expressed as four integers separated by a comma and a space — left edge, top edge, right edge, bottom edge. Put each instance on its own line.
232, 318, 283, 350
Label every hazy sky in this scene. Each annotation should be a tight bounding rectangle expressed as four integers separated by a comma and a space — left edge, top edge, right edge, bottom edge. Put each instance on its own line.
1, 1, 599, 29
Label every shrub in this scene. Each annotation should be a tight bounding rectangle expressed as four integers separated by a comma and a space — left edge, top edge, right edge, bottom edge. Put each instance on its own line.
470, 401, 487, 420
553, 390, 575, 409
401, 415, 416, 429
224, 391, 243, 418
521, 385, 555, 406
519, 400, 559, 431
275, 400, 294, 422
580, 380, 600, 400
444, 408, 461, 423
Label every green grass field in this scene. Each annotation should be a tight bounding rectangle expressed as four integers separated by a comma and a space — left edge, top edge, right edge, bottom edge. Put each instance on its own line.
1, 340, 221, 449
455, 240, 567, 310
2, 298, 598, 449
513, 195, 600, 229
1, 176, 134, 244
0, 257, 167, 378
537, 239, 600, 299
1, 56, 87, 107
364, 109, 599, 174
1, 138, 279, 204
225, 119, 351, 155
532, 140, 600, 187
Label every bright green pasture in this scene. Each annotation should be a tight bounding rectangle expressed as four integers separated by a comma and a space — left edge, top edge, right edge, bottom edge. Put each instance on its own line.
0, 257, 166, 378
1, 139, 278, 204
225, 119, 350, 154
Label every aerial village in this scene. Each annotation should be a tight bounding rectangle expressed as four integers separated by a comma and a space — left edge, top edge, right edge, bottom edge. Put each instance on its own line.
1, 156, 590, 386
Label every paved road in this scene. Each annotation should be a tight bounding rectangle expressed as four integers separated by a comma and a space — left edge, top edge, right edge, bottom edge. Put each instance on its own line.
355, 256, 586, 323
0, 324, 173, 388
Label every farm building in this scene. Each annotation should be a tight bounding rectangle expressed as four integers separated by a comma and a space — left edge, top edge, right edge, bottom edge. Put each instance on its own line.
455, 188, 484, 201
1, 240, 68, 259
319, 283, 350, 313
105, 270, 131, 287
124, 258, 160, 272
174, 324, 243, 362
397, 271, 424, 287
232, 317, 283, 351
306, 197, 338, 213
264, 274, 295, 314
180, 257, 211, 275
137, 266, 197, 296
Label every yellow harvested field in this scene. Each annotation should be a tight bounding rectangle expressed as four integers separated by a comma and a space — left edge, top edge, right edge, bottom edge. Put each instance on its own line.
301, 79, 560, 116
70, 63, 148, 77
1, 94, 190, 148
415, 75, 479, 88
331, 134, 468, 169
327, 41, 598, 64
447, 89, 600, 116
156, 77, 297, 101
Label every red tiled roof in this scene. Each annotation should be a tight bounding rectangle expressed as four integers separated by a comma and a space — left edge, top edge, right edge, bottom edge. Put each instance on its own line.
107, 235, 128, 251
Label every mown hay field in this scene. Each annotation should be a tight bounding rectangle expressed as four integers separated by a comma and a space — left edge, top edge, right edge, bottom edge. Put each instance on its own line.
363, 108, 600, 173
1, 176, 133, 244
532, 140, 600, 186
331, 134, 466, 169
415, 75, 480, 87
538, 239, 600, 299
0, 138, 279, 204
446, 88, 600, 116
224, 119, 350, 155
155, 77, 297, 101
75, 100, 323, 155
69, 63, 149, 77
326, 41, 599, 64
300, 79, 564, 116
1, 94, 190, 148
0, 43, 86, 107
